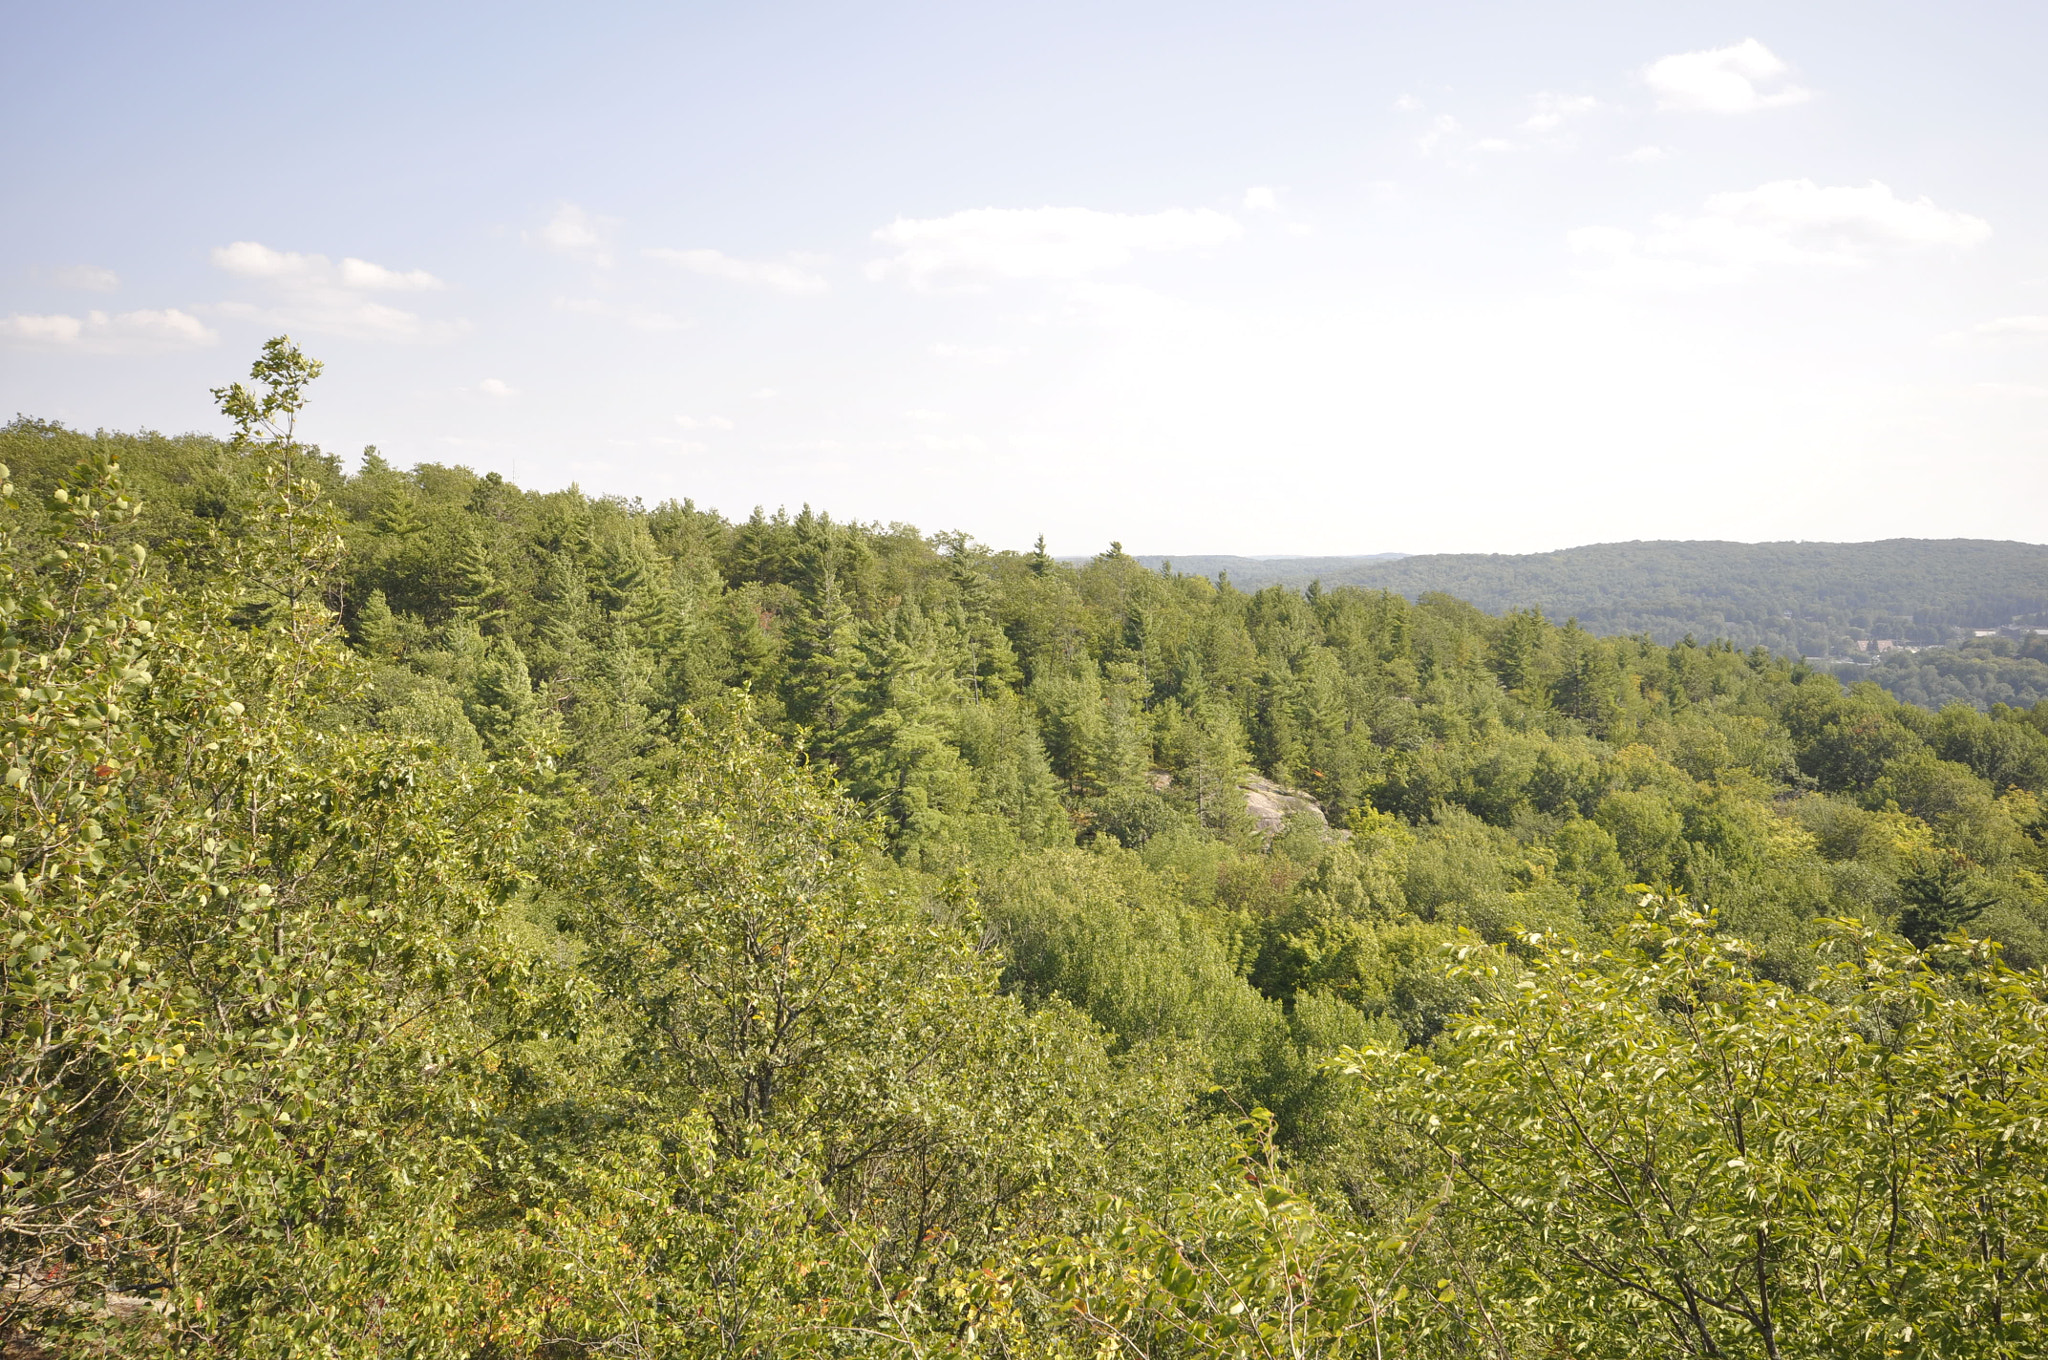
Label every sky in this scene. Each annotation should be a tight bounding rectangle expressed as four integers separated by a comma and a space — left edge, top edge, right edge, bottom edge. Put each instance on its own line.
3, 1, 2044, 556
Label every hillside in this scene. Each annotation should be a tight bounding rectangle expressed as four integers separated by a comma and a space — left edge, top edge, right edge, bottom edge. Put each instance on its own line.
1833, 634, 2048, 711
1133, 539, 2048, 658
7, 348, 2048, 1355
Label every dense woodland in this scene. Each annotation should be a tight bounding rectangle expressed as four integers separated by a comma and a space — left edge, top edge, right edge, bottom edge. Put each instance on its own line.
3, 342, 2046, 1357
1152, 539, 2048, 663
1832, 635, 2048, 712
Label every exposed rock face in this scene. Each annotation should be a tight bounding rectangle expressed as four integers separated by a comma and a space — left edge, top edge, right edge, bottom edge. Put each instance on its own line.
1148, 770, 1351, 842
1239, 775, 1347, 841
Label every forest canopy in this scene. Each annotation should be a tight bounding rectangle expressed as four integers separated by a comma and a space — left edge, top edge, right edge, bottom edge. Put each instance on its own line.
3, 342, 2045, 1357
1141, 538, 2048, 663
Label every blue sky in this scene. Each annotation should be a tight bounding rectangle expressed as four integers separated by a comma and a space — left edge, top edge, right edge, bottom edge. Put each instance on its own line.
4, 1, 2043, 554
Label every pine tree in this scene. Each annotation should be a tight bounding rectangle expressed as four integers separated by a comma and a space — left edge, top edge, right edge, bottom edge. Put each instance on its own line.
941, 536, 1022, 697
1096, 660, 1154, 791
591, 530, 652, 620
465, 635, 538, 755
787, 562, 863, 745
371, 478, 425, 539
353, 587, 400, 660
1898, 851, 1992, 948
449, 526, 505, 630
531, 553, 595, 683
843, 603, 974, 862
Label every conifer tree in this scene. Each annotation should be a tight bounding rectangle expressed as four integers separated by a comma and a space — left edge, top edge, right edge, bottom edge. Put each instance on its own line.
448, 525, 505, 630
787, 560, 863, 744
531, 552, 595, 682
352, 586, 399, 659
942, 535, 1022, 696
371, 477, 425, 539
466, 634, 538, 754
844, 603, 975, 861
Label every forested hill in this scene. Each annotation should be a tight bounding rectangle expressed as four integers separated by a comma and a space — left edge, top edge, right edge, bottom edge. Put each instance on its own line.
6, 347, 2048, 1358
1115, 552, 1410, 580
1132, 539, 2048, 656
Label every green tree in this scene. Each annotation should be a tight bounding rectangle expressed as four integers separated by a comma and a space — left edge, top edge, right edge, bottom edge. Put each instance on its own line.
0, 369, 551, 1354
1344, 905, 2048, 1359
1897, 849, 1992, 947
447, 524, 505, 628
465, 634, 539, 755
785, 559, 863, 743
350, 585, 399, 659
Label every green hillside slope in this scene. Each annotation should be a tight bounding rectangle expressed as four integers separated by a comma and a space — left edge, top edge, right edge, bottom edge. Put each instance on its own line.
1138, 539, 2048, 658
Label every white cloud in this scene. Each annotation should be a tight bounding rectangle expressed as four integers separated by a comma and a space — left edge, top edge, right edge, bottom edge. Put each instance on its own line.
2, 308, 217, 352
1392, 94, 1423, 112
1618, 145, 1671, 164
1973, 315, 2048, 339
904, 408, 947, 422
4, 314, 84, 344
210, 241, 457, 340
675, 414, 735, 429
1242, 186, 1280, 212
1572, 180, 1990, 287
867, 206, 1242, 288
50, 265, 119, 292
645, 248, 828, 294
930, 342, 1023, 365
479, 378, 516, 397
339, 257, 445, 291
1416, 114, 1460, 155
1474, 138, 1515, 153
1522, 92, 1601, 132
533, 203, 615, 265
213, 241, 314, 280
1643, 39, 1811, 114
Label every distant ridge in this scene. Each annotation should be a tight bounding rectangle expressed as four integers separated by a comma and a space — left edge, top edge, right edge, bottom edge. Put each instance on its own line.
1102, 539, 2048, 657
1123, 552, 1410, 577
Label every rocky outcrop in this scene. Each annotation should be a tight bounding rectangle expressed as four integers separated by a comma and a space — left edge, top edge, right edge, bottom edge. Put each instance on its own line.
1240, 775, 1348, 841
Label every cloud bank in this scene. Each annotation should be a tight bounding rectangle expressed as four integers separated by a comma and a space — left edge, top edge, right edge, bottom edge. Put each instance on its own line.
2, 308, 217, 352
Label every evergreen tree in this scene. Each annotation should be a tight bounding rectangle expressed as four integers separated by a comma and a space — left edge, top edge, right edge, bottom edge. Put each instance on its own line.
371, 477, 425, 539
843, 603, 976, 863
786, 560, 863, 744
448, 525, 505, 630
1898, 850, 1992, 947
352, 586, 399, 659
530, 552, 595, 683
465, 634, 538, 754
